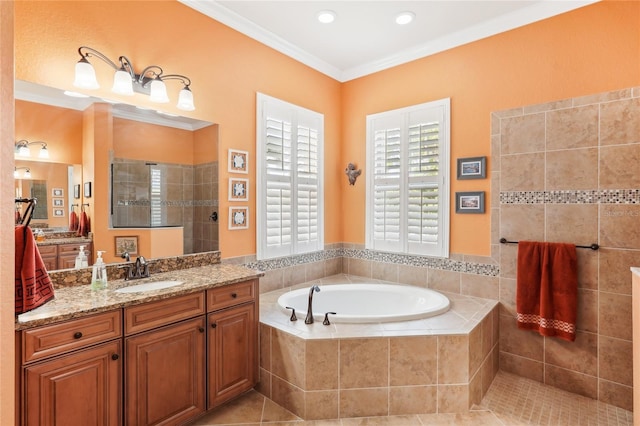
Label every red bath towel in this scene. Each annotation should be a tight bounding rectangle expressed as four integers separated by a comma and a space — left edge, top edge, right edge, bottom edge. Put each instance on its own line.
69, 210, 79, 232
77, 211, 90, 237
15, 225, 55, 315
516, 241, 578, 342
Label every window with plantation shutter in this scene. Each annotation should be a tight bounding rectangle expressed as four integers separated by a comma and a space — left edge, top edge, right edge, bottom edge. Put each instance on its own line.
257, 93, 324, 260
366, 98, 450, 257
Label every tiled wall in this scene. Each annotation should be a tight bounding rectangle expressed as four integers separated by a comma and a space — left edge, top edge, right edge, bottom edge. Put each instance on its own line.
493, 87, 640, 411
192, 161, 219, 253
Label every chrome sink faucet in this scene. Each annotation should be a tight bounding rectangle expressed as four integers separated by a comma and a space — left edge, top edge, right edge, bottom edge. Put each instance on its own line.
305, 285, 320, 324
121, 256, 150, 280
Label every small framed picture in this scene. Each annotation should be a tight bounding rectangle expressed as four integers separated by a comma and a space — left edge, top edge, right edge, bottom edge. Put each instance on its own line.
228, 178, 249, 201
455, 191, 485, 214
53, 199, 64, 207
84, 182, 92, 198
52, 188, 64, 197
74, 184, 81, 199
457, 156, 487, 180
229, 206, 249, 230
115, 236, 138, 256
228, 149, 249, 174
53, 208, 65, 217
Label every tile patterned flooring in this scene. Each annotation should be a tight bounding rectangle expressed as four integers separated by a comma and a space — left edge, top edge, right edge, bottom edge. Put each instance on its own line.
189, 371, 633, 426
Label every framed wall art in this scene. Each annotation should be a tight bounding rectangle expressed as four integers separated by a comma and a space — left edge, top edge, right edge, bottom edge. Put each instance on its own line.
52, 188, 64, 197
84, 182, 92, 198
455, 191, 485, 214
228, 178, 249, 202
228, 149, 249, 174
115, 236, 139, 256
457, 156, 486, 180
229, 206, 249, 230
53, 208, 65, 217
74, 184, 81, 199
53, 198, 64, 207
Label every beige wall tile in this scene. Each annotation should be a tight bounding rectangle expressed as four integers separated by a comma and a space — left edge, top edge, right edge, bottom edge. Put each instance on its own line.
372, 261, 398, 283
340, 338, 389, 388
546, 204, 598, 245
499, 278, 516, 315
260, 324, 271, 370
389, 385, 437, 415
598, 336, 632, 386
347, 258, 372, 278
305, 390, 339, 420
598, 380, 633, 412
469, 370, 483, 407
438, 335, 469, 384
546, 148, 598, 190
271, 375, 305, 418
499, 204, 545, 243
598, 292, 632, 341
461, 273, 499, 300
544, 365, 597, 399
491, 135, 501, 171
259, 269, 284, 294
573, 89, 633, 107
271, 328, 306, 388
427, 269, 460, 294
306, 339, 339, 390
389, 336, 437, 386
599, 248, 640, 295
283, 264, 308, 287
491, 113, 501, 136
599, 145, 640, 188
499, 246, 517, 280
499, 352, 543, 383
468, 325, 484, 377
398, 265, 429, 287
324, 257, 343, 276
500, 113, 545, 155
306, 261, 326, 282
499, 314, 544, 361
576, 249, 598, 290
500, 153, 545, 191
491, 171, 500, 209
600, 205, 640, 249
340, 388, 388, 418
544, 331, 597, 376
577, 289, 598, 333
481, 316, 493, 359
256, 368, 271, 398
524, 98, 573, 114
546, 105, 598, 150
437, 384, 469, 413
600, 98, 640, 146
480, 354, 495, 397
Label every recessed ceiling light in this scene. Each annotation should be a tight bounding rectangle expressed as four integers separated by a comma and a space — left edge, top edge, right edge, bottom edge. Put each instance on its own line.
395, 11, 415, 25
317, 10, 336, 24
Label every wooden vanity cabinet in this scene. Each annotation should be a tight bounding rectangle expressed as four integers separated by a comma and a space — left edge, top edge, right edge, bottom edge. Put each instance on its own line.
37, 245, 57, 272
57, 242, 93, 270
124, 292, 206, 426
18, 310, 122, 426
206, 280, 258, 409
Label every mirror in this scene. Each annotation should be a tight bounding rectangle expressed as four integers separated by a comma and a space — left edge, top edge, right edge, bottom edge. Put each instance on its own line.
15, 80, 219, 269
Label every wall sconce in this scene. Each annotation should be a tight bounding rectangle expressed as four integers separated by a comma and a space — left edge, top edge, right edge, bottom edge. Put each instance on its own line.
14, 167, 31, 179
72, 46, 195, 111
15, 140, 49, 159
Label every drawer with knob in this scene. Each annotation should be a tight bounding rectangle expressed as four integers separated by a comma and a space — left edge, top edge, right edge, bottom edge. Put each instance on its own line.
22, 310, 122, 363
206, 280, 256, 312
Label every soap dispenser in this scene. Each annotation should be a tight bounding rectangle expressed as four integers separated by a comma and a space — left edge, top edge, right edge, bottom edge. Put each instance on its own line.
74, 245, 89, 269
91, 251, 108, 290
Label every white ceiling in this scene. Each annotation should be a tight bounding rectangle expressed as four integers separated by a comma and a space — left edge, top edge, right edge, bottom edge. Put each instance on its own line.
181, 0, 598, 82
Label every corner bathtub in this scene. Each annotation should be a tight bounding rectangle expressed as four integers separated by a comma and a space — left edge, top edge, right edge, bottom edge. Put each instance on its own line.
276, 283, 450, 323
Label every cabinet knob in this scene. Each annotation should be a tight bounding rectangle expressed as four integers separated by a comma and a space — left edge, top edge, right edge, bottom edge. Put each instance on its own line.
111, 353, 119, 361
73, 331, 83, 339
211, 323, 217, 329
198, 327, 205, 333
231, 293, 238, 298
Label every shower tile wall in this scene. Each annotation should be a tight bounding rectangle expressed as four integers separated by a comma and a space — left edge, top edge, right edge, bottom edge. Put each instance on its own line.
193, 161, 219, 253
492, 86, 640, 411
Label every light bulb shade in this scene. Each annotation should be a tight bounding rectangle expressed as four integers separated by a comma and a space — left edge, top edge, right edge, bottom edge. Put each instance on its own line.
18, 145, 30, 157
23, 170, 31, 179
149, 79, 169, 103
111, 70, 134, 95
73, 59, 100, 90
13, 169, 19, 179
38, 146, 49, 159
177, 87, 195, 111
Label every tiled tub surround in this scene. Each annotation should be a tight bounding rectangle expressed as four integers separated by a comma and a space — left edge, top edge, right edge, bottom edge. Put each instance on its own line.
257, 274, 499, 420
493, 86, 640, 411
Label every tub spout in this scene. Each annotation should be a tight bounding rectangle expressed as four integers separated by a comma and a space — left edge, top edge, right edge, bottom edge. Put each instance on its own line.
305, 285, 321, 324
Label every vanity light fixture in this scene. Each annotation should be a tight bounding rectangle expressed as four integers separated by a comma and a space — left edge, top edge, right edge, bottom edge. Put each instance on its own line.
72, 46, 196, 111
317, 10, 336, 24
395, 11, 415, 25
15, 140, 49, 159
14, 167, 31, 179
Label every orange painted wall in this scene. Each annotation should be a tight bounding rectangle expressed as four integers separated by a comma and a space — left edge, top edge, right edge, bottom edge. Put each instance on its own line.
341, 1, 640, 255
194, 124, 218, 164
14, 0, 342, 259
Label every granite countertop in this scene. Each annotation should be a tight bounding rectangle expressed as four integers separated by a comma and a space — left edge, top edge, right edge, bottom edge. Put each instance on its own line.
16, 263, 263, 330
37, 237, 93, 246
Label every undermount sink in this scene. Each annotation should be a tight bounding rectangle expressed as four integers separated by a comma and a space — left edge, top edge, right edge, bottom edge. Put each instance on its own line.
115, 280, 184, 294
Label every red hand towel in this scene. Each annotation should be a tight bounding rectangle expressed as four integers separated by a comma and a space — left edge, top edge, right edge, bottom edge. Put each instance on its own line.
77, 211, 90, 237
69, 210, 79, 231
15, 226, 55, 315
516, 241, 578, 342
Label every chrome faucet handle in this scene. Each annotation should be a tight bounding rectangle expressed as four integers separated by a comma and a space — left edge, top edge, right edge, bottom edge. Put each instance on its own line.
323, 312, 337, 326
285, 306, 297, 321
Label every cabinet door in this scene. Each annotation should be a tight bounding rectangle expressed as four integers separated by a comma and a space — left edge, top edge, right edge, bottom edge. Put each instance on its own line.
24, 340, 122, 426
125, 316, 206, 426
208, 302, 256, 409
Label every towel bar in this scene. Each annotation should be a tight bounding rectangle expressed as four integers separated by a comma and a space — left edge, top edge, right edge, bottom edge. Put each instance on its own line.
499, 237, 599, 250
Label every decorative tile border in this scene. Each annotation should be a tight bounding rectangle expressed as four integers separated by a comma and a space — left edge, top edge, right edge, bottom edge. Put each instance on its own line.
500, 189, 640, 205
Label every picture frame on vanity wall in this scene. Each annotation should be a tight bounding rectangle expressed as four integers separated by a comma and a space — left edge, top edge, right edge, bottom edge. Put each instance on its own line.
53, 208, 65, 217
52, 188, 64, 197
229, 206, 249, 230
115, 236, 139, 256
228, 149, 249, 174
457, 156, 486, 180
455, 191, 485, 214
228, 178, 249, 202
53, 198, 64, 207
74, 184, 81, 199
84, 182, 92, 198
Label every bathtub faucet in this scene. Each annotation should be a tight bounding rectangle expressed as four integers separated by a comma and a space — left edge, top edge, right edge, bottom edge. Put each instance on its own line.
305, 285, 321, 324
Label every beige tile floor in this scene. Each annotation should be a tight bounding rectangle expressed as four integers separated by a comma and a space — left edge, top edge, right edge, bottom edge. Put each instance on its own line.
189, 371, 633, 426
